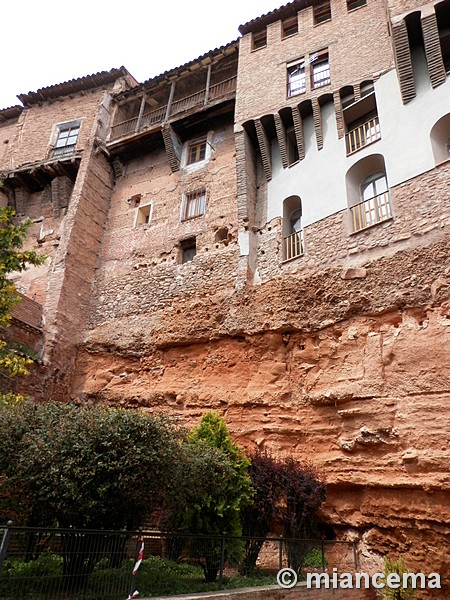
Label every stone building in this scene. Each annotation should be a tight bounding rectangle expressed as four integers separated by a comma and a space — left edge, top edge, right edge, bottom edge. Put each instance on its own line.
1, 0, 450, 592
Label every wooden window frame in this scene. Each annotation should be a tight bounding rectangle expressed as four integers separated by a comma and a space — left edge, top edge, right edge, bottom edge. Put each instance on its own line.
182, 189, 207, 221
52, 120, 80, 158
252, 30, 267, 50
282, 16, 298, 38
187, 139, 207, 165
347, 0, 367, 11
314, 1, 331, 25
311, 49, 331, 89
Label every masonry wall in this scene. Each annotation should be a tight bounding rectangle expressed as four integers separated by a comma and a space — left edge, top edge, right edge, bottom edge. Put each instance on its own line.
9, 89, 108, 169
253, 160, 450, 281
89, 117, 240, 341
235, 0, 394, 125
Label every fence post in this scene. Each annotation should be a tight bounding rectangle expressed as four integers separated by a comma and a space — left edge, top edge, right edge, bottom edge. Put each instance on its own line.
218, 533, 226, 591
0, 520, 13, 572
278, 535, 283, 570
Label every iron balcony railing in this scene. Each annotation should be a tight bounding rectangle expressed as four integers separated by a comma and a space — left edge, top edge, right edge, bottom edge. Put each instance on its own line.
110, 76, 237, 142
350, 191, 392, 232
346, 116, 381, 155
283, 231, 304, 261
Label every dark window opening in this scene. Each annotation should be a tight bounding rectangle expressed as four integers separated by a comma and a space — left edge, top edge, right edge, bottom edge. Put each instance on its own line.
282, 16, 298, 38
347, 0, 367, 11
253, 30, 267, 50
287, 128, 299, 165
181, 237, 196, 263
314, 1, 331, 25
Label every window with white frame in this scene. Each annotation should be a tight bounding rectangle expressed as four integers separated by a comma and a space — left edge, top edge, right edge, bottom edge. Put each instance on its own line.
52, 121, 80, 158
134, 202, 153, 227
182, 189, 206, 221
287, 59, 306, 97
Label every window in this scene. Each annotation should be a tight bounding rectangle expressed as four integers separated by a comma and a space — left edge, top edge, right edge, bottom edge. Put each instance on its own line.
314, 1, 331, 25
282, 16, 298, 38
282, 196, 303, 261
180, 237, 196, 263
311, 50, 330, 88
287, 59, 306, 97
134, 202, 152, 227
187, 139, 207, 165
52, 121, 80, 158
253, 30, 267, 50
344, 91, 381, 155
182, 189, 206, 221
347, 0, 366, 10
346, 156, 392, 232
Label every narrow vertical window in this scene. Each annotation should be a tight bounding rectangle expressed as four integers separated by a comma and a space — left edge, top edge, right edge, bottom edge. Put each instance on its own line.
314, 1, 331, 25
311, 50, 330, 88
182, 189, 206, 221
287, 59, 306, 96
52, 121, 80, 158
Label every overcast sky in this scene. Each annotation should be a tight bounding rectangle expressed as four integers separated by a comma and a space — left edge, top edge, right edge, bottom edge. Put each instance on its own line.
2, 0, 281, 109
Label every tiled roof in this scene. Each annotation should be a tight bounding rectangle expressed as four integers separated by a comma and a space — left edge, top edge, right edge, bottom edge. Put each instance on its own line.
17, 67, 135, 107
0, 105, 23, 122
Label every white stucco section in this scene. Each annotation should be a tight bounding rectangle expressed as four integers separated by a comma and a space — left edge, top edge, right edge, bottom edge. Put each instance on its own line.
238, 230, 250, 256
266, 53, 450, 228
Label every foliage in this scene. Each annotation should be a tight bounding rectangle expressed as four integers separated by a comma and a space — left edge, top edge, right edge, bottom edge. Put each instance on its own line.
378, 557, 417, 600
0, 402, 181, 529
240, 450, 327, 574
0, 205, 45, 400
0, 553, 275, 600
173, 412, 254, 582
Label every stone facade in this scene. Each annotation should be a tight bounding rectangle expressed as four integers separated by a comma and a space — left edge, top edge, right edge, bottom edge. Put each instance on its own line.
2, 1, 450, 598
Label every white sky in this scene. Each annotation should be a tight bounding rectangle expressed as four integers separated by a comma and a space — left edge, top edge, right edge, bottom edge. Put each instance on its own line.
2, 0, 282, 109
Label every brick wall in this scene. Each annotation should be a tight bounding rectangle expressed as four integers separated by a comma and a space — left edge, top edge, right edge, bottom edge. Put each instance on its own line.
9, 88, 107, 169
235, 0, 394, 125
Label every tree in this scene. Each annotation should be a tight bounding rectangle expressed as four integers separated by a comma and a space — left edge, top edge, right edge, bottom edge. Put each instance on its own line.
0, 205, 45, 399
240, 449, 285, 574
0, 402, 181, 528
240, 451, 327, 574
177, 412, 254, 582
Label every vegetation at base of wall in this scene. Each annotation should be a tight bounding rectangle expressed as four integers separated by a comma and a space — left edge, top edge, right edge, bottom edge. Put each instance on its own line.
241, 449, 327, 575
160, 412, 254, 582
378, 557, 417, 600
0, 204, 46, 401
0, 553, 275, 600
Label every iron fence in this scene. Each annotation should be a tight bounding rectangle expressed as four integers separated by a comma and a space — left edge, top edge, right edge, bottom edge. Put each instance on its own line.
0, 523, 358, 599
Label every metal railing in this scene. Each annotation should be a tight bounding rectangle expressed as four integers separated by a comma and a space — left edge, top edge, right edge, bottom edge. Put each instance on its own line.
0, 524, 359, 600
283, 231, 304, 261
109, 76, 237, 142
346, 116, 381, 155
350, 191, 392, 232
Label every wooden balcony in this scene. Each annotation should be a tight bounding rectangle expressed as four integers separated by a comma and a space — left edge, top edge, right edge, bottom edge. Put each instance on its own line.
350, 191, 392, 232
346, 116, 381, 155
109, 76, 237, 143
283, 231, 304, 261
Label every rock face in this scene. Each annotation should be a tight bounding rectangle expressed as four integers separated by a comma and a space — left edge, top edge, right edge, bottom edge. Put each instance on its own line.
72, 238, 450, 597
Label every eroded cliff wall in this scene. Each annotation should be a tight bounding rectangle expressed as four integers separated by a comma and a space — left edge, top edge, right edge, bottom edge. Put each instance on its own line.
73, 232, 450, 596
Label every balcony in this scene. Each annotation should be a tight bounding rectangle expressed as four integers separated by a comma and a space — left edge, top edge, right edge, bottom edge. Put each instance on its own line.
346, 116, 381, 155
350, 191, 392, 232
283, 231, 304, 261
109, 76, 237, 143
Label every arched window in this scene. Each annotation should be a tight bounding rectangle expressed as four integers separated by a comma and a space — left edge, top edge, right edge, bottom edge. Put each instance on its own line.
430, 113, 450, 164
346, 155, 392, 232
283, 196, 303, 260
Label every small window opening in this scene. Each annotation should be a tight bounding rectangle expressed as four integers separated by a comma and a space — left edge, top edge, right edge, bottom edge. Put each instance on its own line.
253, 30, 267, 50
182, 189, 206, 221
347, 0, 367, 10
180, 237, 197, 263
187, 139, 207, 165
314, 1, 331, 25
282, 16, 298, 38
135, 203, 152, 227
